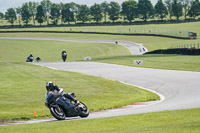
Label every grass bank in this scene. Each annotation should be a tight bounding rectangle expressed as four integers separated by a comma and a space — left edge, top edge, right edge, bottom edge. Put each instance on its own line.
1, 21, 200, 39
0, 40, 158, 122
93, 54, 200, 72
1, 108, 199, 133
1, 39, 200, 72
0, 62, 158, 122
0, 39, 131, 62
0, 32, 199, 52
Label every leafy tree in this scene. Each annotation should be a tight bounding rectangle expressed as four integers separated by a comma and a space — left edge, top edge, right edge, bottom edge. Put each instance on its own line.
50, 3, 60, 25
21, 3, 31, 25
155, 0, 168, 20
61, 3, 74, 24
28, 1, 38, 25
121, 0, 138, 22
165, 0, 173, 20
16, 7, 22, 25
100, 1, 109, 22
58, 2, 65, 24
172, 0, 183, 20
188, 0, 200, 19
0, 12, 4, 19
181, 0, 190, 20
41, 0, 51, 25
5, 8, 17, 26
138, 0, 154, 21
77, 5, 90, 23
68, 2, 79, 24
36, 5, 45, 25
108, 2, 121, 22
58, 2, 64, 11
90, 3, 103, 23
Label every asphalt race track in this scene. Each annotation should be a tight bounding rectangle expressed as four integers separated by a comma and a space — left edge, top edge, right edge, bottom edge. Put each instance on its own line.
0, 37, 200, 125
35, 62, 200, 116
0, 37, 147, 55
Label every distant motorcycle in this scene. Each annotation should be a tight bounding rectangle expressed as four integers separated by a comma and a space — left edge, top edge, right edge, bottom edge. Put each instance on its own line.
62, 52, 67, 62
45, 92, 89, 120
26, 56, 34, 62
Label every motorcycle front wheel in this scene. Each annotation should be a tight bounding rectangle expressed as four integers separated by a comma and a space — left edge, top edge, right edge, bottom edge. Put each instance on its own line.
50, 106, 66, 120
79, 102, 89, 118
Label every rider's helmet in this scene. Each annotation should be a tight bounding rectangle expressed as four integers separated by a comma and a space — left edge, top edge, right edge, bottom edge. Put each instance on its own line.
30, 53, 33, 56
62, 49, 66, 53
46, 81, 54, 91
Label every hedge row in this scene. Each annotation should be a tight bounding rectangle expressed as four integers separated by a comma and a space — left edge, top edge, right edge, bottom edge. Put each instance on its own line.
146, 48, 200, 55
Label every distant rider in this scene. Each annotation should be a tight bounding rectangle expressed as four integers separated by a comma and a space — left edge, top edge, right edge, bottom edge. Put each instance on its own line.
36, 57, 41, 62
62, 49, 67, 55
61, 49, 67, 62
26, 53, 34, 62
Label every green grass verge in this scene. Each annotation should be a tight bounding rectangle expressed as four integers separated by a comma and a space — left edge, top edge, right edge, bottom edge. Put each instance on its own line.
0, 22, 199, 131
0, 32, 199, 52
93, 54, 200, 72
0, 27, 199, 131
0, 39, 158, 122
0, 62, 158, 122
1, 108, 199, 133
1, 39, 200, 72
0, 39, 131, 62
1, 21, 200, 39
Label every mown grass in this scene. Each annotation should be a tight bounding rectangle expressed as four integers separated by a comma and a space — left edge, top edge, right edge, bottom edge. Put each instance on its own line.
93, 54, 200, 72
0, 32, 199, 52
0, 33, 200, 71
0, 39, 159, 122
0, 25, 199, 132
0, 62, 158, 122
1, 108, 200, 133
0, 25, 189, 37
1, 21, 200, 38
0, 39, 131, 62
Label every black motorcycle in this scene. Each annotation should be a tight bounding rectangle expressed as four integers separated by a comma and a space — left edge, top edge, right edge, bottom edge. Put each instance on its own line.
26, 56, 34, 62
62, 52, 67, 62
45, 92, 89, 120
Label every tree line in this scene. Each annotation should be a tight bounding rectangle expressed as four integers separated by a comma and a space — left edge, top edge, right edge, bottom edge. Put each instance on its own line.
0, 0, 200, 26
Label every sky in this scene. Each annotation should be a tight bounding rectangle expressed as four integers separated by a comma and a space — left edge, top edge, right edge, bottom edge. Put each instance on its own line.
0, 0, 157, 13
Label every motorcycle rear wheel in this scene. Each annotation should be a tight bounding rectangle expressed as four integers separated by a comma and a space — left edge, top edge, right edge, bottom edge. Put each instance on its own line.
50, 106, 66, 120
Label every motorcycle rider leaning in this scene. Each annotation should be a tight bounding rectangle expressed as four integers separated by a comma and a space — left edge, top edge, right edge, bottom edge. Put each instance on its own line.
45, 81, 79, 110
